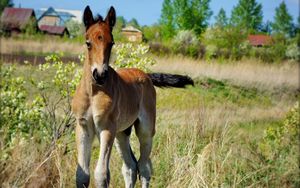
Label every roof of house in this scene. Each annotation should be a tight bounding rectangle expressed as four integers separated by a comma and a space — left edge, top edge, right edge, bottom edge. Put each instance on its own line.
248, 34, 272, 46
36, 7, 81, 25
51, 8, 82, 23
39, 25, 68, 35
121, 26, 142, 33
0, 7, 35, 29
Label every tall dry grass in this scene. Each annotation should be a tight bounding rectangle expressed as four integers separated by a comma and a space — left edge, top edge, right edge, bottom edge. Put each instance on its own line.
152, 56, 299, 91
0, 37, 84, 55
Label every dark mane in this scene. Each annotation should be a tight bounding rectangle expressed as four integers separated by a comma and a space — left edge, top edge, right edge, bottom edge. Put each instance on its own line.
95, 14, 103, 22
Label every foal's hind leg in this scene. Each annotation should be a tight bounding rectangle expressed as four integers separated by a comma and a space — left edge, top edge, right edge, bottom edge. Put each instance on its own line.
115, 126, 138, 188
135, 117, 155, 188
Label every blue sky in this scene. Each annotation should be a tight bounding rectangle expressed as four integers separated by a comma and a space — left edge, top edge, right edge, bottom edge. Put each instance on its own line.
14, 0, 299, 26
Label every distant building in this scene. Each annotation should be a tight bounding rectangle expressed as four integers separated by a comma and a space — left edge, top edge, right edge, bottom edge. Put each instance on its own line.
0, 7, 38, 35
39, 25, 70, 37
50, 8, 82, 23
121, 26, 143, 42
36, 7, 82, 26
248, 34, 272, 47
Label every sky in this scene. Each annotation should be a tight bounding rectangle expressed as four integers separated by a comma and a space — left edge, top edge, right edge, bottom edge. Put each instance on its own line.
13, 0, 299, 26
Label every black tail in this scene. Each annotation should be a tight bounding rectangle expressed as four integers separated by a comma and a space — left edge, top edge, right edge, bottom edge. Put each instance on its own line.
147, 73, 194, 88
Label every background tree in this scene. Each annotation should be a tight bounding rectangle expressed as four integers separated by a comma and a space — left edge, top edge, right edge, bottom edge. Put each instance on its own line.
189, 0, 213, 35
142, 24, 162, 41
115, 16, 126, 31
272, 1, 293, 37
230, 0, 263, 32
0, 0, 13, 15
160, 0, 175, 40
127, 18, 140, 29
173, 0, 189, 30
214, 8, 228, 28
172, 0, 212, 35
260, 21, 272, 34
65, 20, 83, 38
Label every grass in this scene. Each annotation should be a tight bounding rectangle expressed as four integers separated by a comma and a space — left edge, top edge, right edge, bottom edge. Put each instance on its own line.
0, 56, 299, 187
0, 37, 84, 56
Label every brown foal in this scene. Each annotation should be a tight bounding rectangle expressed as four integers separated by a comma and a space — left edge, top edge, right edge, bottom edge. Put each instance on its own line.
72, 6, 193, 188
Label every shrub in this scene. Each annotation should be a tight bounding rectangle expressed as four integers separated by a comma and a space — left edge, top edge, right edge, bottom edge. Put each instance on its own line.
286, 42, 300, 61
202, 26, 247, 60
113, 43, 156, 72
258, 102, 300, 185
172, 30, 202, 58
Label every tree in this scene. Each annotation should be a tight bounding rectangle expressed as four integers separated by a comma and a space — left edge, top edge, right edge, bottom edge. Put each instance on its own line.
160, 0, 175, 40
65, 19, 84, 38
172, 0, 212, 35
127, 18, 140, 29
260, 20, 272, 34
230, 0, 263, 32
272, 1, 293, 37
189, 0, 213, 35
142, 24, 162, 41
115, 16, 126, 31
214, 8, 228, 28
0, 0, 13, 15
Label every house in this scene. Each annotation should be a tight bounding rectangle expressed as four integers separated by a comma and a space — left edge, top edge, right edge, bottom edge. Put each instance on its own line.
49, 8, 82, 23
248, 34, 272, 47
0, 7, 38, 35
36, 7, 82, 26
121, 26, 143, 42
39, 25, 69, 37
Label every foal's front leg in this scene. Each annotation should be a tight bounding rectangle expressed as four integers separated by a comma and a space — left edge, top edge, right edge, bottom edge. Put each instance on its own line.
76, 118, 95, 188
94, 123, 116, 188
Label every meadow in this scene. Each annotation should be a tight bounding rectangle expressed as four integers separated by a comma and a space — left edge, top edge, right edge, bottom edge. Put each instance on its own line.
0, 38, 299, 187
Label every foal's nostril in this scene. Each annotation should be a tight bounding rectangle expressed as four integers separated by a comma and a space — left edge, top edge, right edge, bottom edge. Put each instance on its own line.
92, 68, 108, 85
92, 69, 98, 80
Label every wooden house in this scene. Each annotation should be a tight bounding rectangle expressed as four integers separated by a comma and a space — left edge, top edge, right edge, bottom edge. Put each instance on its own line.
248, 34, 272, 47
121, 26, 143, 42
0, 7, 38, 35
39, 25, 69, 37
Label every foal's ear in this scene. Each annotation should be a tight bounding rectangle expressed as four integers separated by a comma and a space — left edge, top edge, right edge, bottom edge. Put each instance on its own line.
105, 6, 116, 30
83, 6, 95, 30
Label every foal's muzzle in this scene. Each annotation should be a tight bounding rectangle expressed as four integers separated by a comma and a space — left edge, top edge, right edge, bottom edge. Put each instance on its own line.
92, 68, 108, 85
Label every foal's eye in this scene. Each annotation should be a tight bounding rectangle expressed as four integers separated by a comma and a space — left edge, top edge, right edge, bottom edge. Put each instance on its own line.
86, 40, 91, 49
98, 35, 103, 41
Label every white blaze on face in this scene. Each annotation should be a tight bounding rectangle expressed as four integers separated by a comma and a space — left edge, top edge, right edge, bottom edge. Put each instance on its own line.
91, 62, 109, 77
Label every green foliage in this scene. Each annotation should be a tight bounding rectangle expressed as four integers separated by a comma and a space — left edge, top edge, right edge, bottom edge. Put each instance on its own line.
259, 20, 272, 34
127, 18, 140, 29
0, 54, 81, 145
0, 66, 45, 143
160, 0, 176, 40
203, 26, 248, 59
115, 16, 126, 32
65, 19, 84, 38
272, 1, 294, 37
0, 0, 13, 15
214, 8, 228, 28
230, 0, 263, 32
160, 0, 212, 36
172, 30, 201, 58
257, 102, 300, 185
23, 18, 38, 36
112, 16, 127, 42
286, 42, 300, 61
142, 24, 162, 42
113, 43, 156, 72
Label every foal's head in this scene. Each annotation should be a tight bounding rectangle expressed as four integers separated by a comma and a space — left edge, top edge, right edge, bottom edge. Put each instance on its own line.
83, 6, 116, 85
